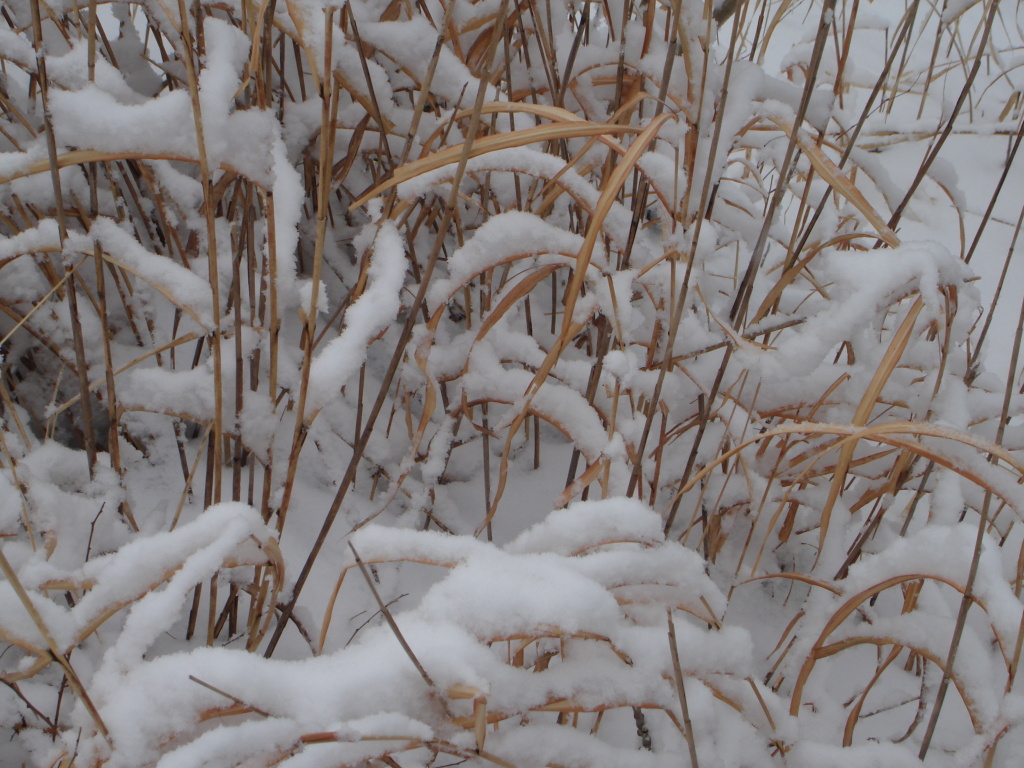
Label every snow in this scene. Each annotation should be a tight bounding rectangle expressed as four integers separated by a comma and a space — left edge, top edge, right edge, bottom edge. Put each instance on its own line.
942, 0, 983, 24
461, 351, 611, 463
306, 221, 407, 412
788, 741, 928, 768
90, 217, 215, 328
50, 85, 197, 159
418, 548, 624, 639
2, 0, 1024, 765
506, 496, 663, 554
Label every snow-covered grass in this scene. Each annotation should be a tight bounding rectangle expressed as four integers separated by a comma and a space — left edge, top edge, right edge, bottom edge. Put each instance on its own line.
1, 0, 1023, 765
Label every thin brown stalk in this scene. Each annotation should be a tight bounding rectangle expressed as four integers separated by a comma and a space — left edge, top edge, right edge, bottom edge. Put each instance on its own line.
667, 610, 700, 768
730, 0, 837, 328
349, 543, 440, 695
177, 0, 224, 504
30, 0, 97, 474
885, 0, 1002, 237
626, 5, 742, 502
920, 229, 1024, 758
275, 10, 340, 535
265, 0, 513, 656
0, 548, 111, 744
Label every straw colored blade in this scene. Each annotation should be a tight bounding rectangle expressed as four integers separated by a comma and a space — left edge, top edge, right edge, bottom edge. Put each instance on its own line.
769, 116, 900, 248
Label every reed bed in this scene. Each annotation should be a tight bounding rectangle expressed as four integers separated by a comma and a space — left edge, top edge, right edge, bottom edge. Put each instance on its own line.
1, 0, 1023, 765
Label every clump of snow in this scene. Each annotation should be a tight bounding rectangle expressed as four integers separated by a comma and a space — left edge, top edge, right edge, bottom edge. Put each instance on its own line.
307, 222, 406, 412
506, 496, 663, 554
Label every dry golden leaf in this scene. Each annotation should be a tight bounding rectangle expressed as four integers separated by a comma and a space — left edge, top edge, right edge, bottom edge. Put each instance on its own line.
768, 116, 900, 248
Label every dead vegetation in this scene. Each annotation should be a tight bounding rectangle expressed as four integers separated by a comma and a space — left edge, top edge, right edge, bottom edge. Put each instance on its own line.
1, 0, 1024, 765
